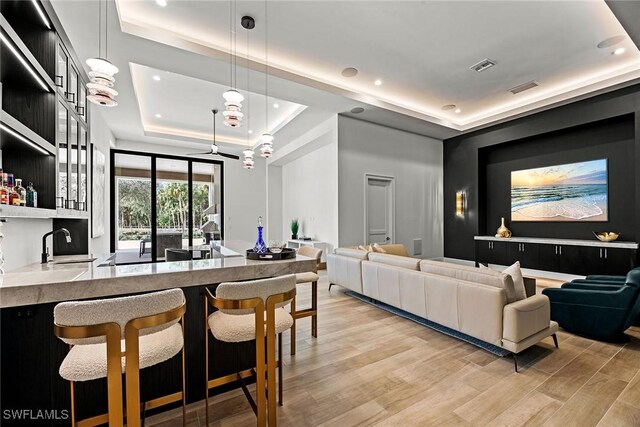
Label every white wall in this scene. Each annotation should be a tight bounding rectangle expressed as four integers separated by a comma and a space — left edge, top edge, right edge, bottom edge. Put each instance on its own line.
2, 218, 53, 270
268, 116, 339, 252
115, 140, 267, 244
90, 108, 115, 254
338, 116, 443, 258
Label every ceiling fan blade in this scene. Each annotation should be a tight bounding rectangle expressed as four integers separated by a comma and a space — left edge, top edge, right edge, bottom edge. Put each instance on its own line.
186, 151, 214, 156
217, 152, 240, 160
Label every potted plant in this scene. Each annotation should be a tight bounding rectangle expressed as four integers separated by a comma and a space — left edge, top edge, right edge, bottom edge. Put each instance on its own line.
290, 218, 299, 240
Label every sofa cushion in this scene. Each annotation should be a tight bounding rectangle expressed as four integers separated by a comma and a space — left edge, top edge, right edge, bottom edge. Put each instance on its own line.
368, 253, 420, 270
480, 262, 527, 301
420, 260, 517, 303
503, 262, 527, 301
335, 248, 369, 260
372, 243, 387, 253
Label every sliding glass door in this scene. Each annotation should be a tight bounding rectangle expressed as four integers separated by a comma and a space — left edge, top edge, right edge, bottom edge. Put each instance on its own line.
111, 150, 223, 264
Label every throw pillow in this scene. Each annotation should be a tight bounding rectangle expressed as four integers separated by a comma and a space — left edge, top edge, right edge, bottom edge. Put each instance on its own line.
357, 244, 373, 252
372, 243, 387, 253
503, 261, 527, 300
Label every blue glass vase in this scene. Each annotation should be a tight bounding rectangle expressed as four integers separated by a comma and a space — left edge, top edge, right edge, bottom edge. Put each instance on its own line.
254, 217, 267, 254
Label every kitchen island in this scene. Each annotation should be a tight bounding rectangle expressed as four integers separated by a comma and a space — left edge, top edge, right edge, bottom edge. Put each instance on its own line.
0, 240, 316, 426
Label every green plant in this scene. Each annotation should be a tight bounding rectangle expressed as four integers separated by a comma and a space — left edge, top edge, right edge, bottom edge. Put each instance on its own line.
290, 218, 300, 236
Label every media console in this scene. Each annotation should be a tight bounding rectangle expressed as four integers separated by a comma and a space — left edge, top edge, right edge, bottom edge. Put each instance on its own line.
474, 236, 639, 276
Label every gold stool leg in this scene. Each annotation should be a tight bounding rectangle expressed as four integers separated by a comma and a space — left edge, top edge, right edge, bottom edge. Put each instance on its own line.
255, 303, 267, 427
278, 333, 283, 406
290, 297, 296, 356
311, 281, 318, 338
266, 323, 277, 426
181, 318, 187, 427
125, 333, 142, 427
70, 381, 76, 427
205, 299, 210, 426
106, 333, 124, 427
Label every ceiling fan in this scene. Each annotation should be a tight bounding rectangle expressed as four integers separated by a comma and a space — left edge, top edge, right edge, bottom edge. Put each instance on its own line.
188, 109, 240, 160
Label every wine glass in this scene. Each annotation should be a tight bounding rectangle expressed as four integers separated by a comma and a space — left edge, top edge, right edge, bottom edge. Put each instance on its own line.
268, 240, 284, 253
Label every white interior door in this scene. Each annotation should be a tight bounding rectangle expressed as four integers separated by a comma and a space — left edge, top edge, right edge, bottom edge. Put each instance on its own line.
365, 175, 394, 245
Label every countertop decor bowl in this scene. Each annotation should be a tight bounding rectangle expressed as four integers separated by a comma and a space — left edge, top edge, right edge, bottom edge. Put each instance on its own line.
593, 231, 620, 242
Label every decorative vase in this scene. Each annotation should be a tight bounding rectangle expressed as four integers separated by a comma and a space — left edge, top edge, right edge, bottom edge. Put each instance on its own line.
496, 217, 512, 238
291, 234, 298, 240
253, 216, 267, 254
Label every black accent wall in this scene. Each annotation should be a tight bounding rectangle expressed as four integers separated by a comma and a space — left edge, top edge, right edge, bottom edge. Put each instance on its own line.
444, 84, 640, 261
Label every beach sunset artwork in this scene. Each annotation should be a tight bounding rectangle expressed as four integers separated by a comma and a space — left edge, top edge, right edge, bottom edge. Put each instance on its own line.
511, 159, 608, 222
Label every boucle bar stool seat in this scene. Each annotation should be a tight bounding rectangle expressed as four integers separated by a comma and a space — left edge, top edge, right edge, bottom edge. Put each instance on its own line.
290, 246, 323, 355
205, 275, 296, 427
59, 323, 183, 382
54, 288, 187, 427
208, 310, 293, 343
295, 272, 319, 284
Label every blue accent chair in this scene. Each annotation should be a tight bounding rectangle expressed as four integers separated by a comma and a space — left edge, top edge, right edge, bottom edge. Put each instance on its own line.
542, 268, 640, 342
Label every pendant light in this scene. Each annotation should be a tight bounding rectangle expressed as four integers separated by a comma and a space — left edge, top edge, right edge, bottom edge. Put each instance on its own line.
223, 0, 244, 127
243, 17, 254, 169
86, 0, 119, 107
260, 0, 274, 158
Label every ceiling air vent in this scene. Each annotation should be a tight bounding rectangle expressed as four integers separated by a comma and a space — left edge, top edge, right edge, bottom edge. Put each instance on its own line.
509, 80, 539, 95
469, 58, 496, 73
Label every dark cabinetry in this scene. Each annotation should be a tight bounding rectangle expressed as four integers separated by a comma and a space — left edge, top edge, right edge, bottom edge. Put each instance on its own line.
476, 238, 638, 276
476, 240, 507, 265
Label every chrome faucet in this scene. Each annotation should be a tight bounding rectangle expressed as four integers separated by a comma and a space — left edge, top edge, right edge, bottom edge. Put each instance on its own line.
42, 228, 72, 263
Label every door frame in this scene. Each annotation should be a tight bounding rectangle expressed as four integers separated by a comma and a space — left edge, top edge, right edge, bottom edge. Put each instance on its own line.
363, 173, 395, 245
110, 149, 225, 263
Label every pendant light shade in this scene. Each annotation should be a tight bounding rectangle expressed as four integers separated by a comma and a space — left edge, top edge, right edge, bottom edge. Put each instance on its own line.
243, 149, 255, 169
222, 89, 244, 128
86, 1, 118, 107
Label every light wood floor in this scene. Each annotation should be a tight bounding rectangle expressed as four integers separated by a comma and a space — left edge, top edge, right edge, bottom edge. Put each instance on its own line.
148, 272, 640, 427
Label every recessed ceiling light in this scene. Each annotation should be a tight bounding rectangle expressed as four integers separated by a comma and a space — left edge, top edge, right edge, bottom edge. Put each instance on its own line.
597, 35, 626, 49
441, 104, 456, 111
155, 113, 162, 118
273, 103, 279, 108
454, 108, 461, 114
350, 107, 365, 114
613, 47, 626, 56
152, 75, 161, 81
248, 129, 253, 134
374, 79, 382, 86
156, 0, 167, 7
341, 67, 358, 77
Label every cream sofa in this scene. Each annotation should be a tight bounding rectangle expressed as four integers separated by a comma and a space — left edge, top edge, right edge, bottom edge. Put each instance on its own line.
327, 248, 559, 369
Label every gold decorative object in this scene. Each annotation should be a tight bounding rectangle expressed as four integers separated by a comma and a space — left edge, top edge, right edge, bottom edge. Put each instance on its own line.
593, 231, 620, 242
495, 217, 512, 238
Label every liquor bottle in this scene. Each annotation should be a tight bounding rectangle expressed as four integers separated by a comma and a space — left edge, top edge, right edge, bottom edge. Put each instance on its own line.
26, 182, 37, 208
253, 216, 267, 254
14, 179, 26, 207
0, 171, 7, 205
7, 174, 21, 206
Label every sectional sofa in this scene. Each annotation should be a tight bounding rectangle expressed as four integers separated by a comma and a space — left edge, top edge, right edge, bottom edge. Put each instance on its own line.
327, 247, 559, 370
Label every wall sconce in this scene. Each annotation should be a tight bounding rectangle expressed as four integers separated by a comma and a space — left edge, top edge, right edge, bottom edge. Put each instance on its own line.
456, 191, 465, 217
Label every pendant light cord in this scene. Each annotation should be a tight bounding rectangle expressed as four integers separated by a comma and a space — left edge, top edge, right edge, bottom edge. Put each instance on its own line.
105, 0, 108, 60
246, 22, 250, 146
229, 0, 233, 89
264, 0, 269, 132
98, 0, 102, 58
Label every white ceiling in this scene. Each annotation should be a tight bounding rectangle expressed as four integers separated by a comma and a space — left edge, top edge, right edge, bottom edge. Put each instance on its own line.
50, 0, 640, 150
115, 0, 640, 132
130, 63, 305, 147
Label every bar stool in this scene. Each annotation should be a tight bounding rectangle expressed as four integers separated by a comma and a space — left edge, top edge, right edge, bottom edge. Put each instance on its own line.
290, 246, 323, 355
204, 275, 296, 427
53, 288, 187, 427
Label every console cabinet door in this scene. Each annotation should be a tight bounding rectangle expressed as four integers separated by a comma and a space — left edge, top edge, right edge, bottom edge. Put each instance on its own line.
602, 248, 636, 275
506, 242, 538, 268
476, 240, 507, 265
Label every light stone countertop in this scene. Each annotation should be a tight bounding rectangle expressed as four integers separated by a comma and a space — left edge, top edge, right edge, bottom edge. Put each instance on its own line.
474, 235, 638, 249
0, 240, 316, 308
